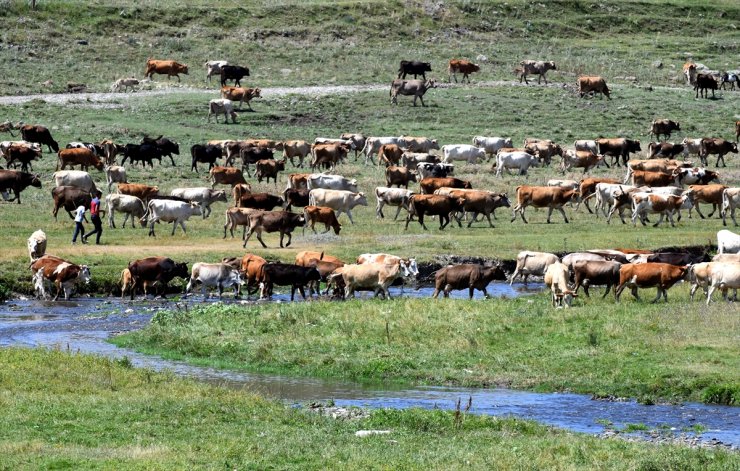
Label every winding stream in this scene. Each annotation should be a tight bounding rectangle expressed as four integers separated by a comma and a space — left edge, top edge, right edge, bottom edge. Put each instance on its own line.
0, 286, 737, 449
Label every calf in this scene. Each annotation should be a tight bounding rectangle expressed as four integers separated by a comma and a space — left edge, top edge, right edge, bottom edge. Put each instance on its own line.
6, 145, 40, 172
544, 261, 576, 308
433, 263, 506, 299
511, 185, 577, 224
303, 205, 342, 235
27, 229, 47, 262
208, 99, 237, 124
615, 263, 688, 303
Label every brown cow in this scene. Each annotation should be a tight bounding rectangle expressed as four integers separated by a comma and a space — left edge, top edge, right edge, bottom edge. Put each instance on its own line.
0, 170, 41, 204
573, 260, 621, 298
578, 75, 610, 99
240, 253, 267, 297
126, 256, 189, 300
615, 263, 688, 303
627, 159, 690, 174
448, 59, 480, 83
287, 173, 310, 190
630, 170, 680, 187
243, 210, 305, 248
404, 194, 465, 230
688, 184, 727, 219
295, 250, 345, 266
648, 119, 681, 141
432, 263, 506, 299
694, 73, 718, 99
220, 86, 261, 110
31, 255, 91, 301
20, 124, 59, 153
144, 59, 189, 82
378, 144, 403, 167
52, 185, 97, 220
5, 145, 40, 172
303, 205, 342, 235
631, 192, 693, 227
282, 140, 312, 167
57, 148, 104, 171
386, 166, 417, 188
255, 158, 286, 184
117, 183, 159, 202
647, 142, 685, 159
311, 143, 348, 171
419, 177, 472, 194
283, 188, 310, 211
120, 268, 157, 299
210, 166, 247, 188
595, 138, 641, 167
231, 183, 252, 207
525, 141, 564, 166
511, 185, 577, 224
236, 192, 284, 211
700, 138, 738, 167
560, 150, 605, 174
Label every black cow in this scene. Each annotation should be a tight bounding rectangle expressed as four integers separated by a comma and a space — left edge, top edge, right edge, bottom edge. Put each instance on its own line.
220, 65, 250, 87
141, 135, 179, 166
127, 256, 189, 300
190, 144, 222, 172
236, 192, 285, 211
0, 170, 41, 204
121, 143, 163, 167
695, 73, 719, 99
6, 145, 41, 172
258, 263, 321, 301
20, 125, 59, 153
647, 252, 709, 265
398, 60, 432, 80
240, 146, 273, 176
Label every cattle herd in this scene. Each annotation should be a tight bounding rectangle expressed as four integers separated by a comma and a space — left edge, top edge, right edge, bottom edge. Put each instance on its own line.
2, 55, 740, 305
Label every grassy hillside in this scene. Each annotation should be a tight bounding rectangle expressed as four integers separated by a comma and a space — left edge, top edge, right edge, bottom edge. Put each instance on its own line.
0, 1, 738, 95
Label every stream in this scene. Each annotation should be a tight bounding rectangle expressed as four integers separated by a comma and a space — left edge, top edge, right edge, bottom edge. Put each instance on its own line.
0, 286, 737, 449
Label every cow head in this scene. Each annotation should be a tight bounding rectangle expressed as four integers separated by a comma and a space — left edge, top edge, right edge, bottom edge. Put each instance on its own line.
546, 61, 557, 70
30, 174, 42, 188
250, 88, 262, 100
425, 79, 437, 89
174, 262, 189, 279
213, 190, 228, 203
354, 192, 368, 207
79, 265, 92, 284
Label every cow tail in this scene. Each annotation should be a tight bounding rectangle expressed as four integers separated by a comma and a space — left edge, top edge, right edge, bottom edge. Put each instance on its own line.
140, 200, 152, 224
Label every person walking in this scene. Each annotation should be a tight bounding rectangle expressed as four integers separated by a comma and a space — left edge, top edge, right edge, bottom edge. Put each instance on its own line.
83, 194, 103, 244
72, 204, 88, 245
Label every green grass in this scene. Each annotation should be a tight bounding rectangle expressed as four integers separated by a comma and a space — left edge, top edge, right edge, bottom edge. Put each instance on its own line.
113, 287, 740, 405
1, 348, 737, 470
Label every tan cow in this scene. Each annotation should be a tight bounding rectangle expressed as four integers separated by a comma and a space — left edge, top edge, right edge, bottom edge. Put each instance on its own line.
117, 183, 159, 202
220, 86, 261, 110
688, 184, 727, 219
144, 59, 188, 81
578, 75, 610, 99
282, 140, 312, 167
511, 185, 577, 224
303, 205, 342, 235
544, 261, 576, 308
210, 166, 247, 188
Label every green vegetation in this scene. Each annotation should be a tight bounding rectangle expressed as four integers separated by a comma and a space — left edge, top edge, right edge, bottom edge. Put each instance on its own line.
114, 291, 740, 405
1, 348, 737, 470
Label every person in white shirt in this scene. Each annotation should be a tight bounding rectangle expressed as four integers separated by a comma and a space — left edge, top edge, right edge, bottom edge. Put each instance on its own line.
72, 204, 88, 245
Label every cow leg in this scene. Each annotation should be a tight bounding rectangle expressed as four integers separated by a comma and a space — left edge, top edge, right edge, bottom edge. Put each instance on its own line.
148, 221, 156, 237
706, 285, 716, 305
394, 204, 405, 221
285, 231, 293, 248
651, 288, 664, 303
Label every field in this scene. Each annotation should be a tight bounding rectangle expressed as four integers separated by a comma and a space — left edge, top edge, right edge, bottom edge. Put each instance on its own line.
1, 0, 740, 465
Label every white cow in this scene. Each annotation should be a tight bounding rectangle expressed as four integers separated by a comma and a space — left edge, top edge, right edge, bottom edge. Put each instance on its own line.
416, 162, 454, 179
593, 183, 637, 223
308, 189, 368, 224
510, 251, 559, 285
306, 174, 358, 192
717, 229, 740, 254
27, 229, 46, 262
706, 262, 740, 304
361, 137, 402, 165
402, 152, 439, 168
574, 139, 598, 155
631, 192, 693, 227
144, 200, 202, 236
547, 179, 579, 190
105, 165, 127, 191
111, 77, 140, 92
375, 187, 415, 220
472, 136, 513, 160
205, 60, 228, 83
207, 99, 237, 124
186, 262, 243, 299
681, 138, 703, 160
721, 188, 740, 227
52, 170, 98, 193
106, 194, 147, 229
495, 151, 539, 177
441, 144, 486, 164
544, 261, 576, 308
329, 262, 402, 299
170, 187, 228, 219
314, 137, 355, 148
687, 262, 712, 301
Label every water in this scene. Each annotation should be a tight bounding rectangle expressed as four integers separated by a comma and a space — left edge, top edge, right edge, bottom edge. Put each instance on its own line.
0, 294, 737, 448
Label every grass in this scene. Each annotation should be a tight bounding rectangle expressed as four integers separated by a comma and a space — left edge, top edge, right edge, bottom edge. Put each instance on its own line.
1, 347, 738, 470
113, 286, 740, 405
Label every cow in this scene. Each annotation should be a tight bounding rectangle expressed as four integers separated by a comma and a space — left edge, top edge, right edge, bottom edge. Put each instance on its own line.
5, 145, 40, 172
416, 162, 454, 179
296, 256, 345, 297
509, 251, 559, 285
306, 174, 358, 192
544, 262, 576, 308
705, 262, 740, 305
298, 251, 345, 266
525, 141, 564, 166
593, 183, 638, 223
222, 207, 261, 239
0, 170, 40, 204
687, 184, 726, 219
713, 253, 740, 263
449, 190, 510, 228
681, 138, 704, 161
700, 138, 737, 167
56, 148, 104, 172
143, 200, 202, 237
120, 268, 157, 299
0, 141, 40, 165
720, 72, 738, 91
210, 166, 247, 188
572, 260, 622, 298
560, 150, 604, 174
404, 194, 465, 230
111, 77, 140, 92
578, 75, 611, 99
596, 138, 641, 167
308, 189, 367, 224
577, 177, 621, 213
694, 73, 718, 99
240, 146, 274, 176
283, 188, 310, 211
220, 65, 250, 87
646, 252, 707, 266
120, 143, 164, 168
329, 262, 402, 300
208, 99, 237, 124
30, 255, 91, 301
257, 263, 321, 301
117, 182, 159, 203
736, 121, 740, 143
51, 171, 97, 196
303, 205, 342, 235
385, 166, 417, 189
419, 177, 471, 194
547, 179, 579, 190
339, 133, 367, 160
647, 142, 684, 160
282, 140, 312, 167
19, 125, 59, 153
375, 187, 415, 220
105, 193, 146, 229
255, 158, 286, 184
630, 170, 680, 187
356, 253, 419, 283
286, 173, 310, 191
220, 86, 261, 110
631, 192, 693, 227
205, 60, 228, 83
615, 263, 688, 303
472, 136, 513, 160
144, 59, 188, 81
648, 119, 681, 141
433, 263, 506, 299
390, 79, 436, 106
190, 144, 222, 172
717, 229, 740, 254
626, 159, 690, 175
495, 151, 539, 177
66, 141, 105, 158
442, 144, 485, 165
99, 139, 124, 165
378, 144, 403, 167
510, 185, 577, 224
398, 60, 432, 80
448, 59, 480, 83
683, 62, 698, 86
51, 186, 97, 220
361, 137, 403, 165
574, 139, 598, 155
687, 262, 712, 301
139, 136, 179, 166
311, 143, 348, 171
235, 253, 267, 297
27, 229, 46, 262
243, 210, 305, 248
402, 152, 440, 169
722, 188, 740, 227
185, 262, 243, 299
518, 60, 557, 85
170, 187, 227, 219
103, 165, 127, 192
127, 256, 189, 300
236, 192, 284, 211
